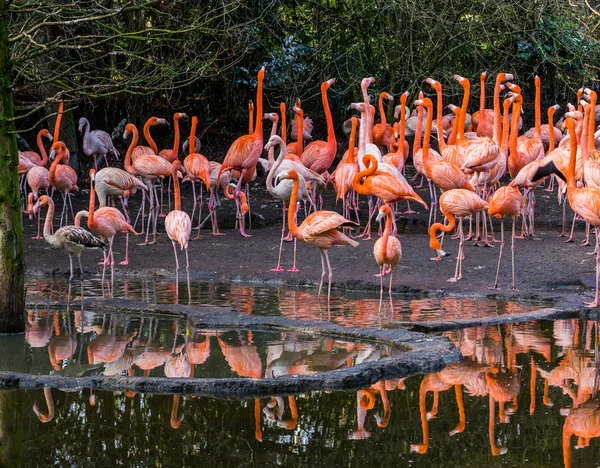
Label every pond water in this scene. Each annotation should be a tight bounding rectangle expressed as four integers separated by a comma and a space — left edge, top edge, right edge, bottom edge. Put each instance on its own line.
3, 278, 595, 467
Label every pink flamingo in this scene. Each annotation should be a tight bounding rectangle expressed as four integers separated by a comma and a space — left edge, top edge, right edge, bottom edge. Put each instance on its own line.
165, 160, 192, 284
87, 169, 138, 281
48, 141, 78, 226
182, 116, 211, 239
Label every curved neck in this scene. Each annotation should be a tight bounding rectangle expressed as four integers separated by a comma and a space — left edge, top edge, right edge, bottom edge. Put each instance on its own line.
172, 117, 181, 160
189, 120, 198, 154
458, 81, 470, 141
479, 75, 486, 130
430, 212, 457, 248
124, 127, 138, 173
37, 131, 49, 166
381, 209, 393, 261
352, 156, 377, 195
323, 85, 336, 146
172, 166, 181, 211
548, 108, 556, 153
348, 118, 357, 164
49, 149, 63, 181
254, 73, 264, 138
266, 140, 285, 189
433, 86, 446, 151
286, 176, 300, 238
143, 120, 158, 153
280, 104, 287, 144
414, 104, 424, 154
53, 101, 63, 142
82, 119, 90, 140
378, 93, 387, 126
42, 200, 55, 241
267, 120, 278, 166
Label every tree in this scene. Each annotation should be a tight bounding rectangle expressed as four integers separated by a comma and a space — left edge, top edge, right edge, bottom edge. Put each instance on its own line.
0, 0, 24, 333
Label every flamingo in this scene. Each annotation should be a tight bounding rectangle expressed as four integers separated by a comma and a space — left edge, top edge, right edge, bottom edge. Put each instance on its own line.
48, 141, 78, 226
26, 130, 53, 238
300, 79, 337, 175
87, 169, 138, 275
264, 135, 320, 272
331, 115, 359, 223
487, 186, 522, 289
165, 160, 192, 285
383, 91, 410, 171
372, 91, 394, 151
373, 205, 402, 313
470, 71, 494, 138
79, 117, 120, 171
217, 66, 265, 237
279, 169, 358, 308
33, 195, 105, 280
205, 161, 231, 235
93, 167, 147, 222
158, 112, 188, 215
132, 116, 169, 159
20, 128, 53, 166
182, 116, 211, 239
123, 123, 179, 245
428, 189, 488, 281
562, 398, 600, 468
562, 116, 600, 307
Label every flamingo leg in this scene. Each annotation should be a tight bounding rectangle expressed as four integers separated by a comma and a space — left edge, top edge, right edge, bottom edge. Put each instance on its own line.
318, 249, 326, 300
493, 218, 504, 289
584, 229, 600, 308
388, 267, 394, 314
119, 232, 130, 265
194, 187, 203, 240
511, 218, 516, 289
324, 249, 333, 312
271, 206, 286, 272
68, 193, 75, 223
158, 179, 166, 218
77, 255, 84, 280
172, 240, 179, 272
190, 181, 197, 227
378, 264, 384, 315
68, 254, 74, 282
565, 213, 578, 243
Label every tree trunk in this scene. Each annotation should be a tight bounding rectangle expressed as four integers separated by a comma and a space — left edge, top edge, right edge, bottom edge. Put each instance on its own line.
0, 2, 25, 333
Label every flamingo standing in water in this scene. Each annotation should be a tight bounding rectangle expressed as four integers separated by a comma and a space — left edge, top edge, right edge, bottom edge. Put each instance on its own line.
428, 189, 488, 282
33, 195, 105, 280
279, 169, 358, 308
217, 66, 265, 237
165, 160, 192, 286
87, 169, 137, 278
48, 141, 78, 226
182, 116, 211, 239
373, 205, 402, 313
79, 117, 120, 171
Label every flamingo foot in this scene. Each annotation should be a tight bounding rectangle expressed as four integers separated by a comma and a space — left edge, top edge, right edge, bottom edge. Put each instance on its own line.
403, 209, 416, 214
564, 237, 574, 244
98, 260, 109, 265
119, 260, 129, 266
270, 266, 284, 272
287, 267, 299, 272
240, 231, 252, 238
429, 256, 443, 261
581, 240, 591, 246
158, 213, 166, 218
584, 300, 599, 308
447, 277, 460, 282
31, 235, 43, 240
283, 233, 293, 241
212, 232, 226, 236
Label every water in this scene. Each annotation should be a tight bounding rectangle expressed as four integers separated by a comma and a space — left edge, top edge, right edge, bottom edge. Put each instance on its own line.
5, 278, 596, 467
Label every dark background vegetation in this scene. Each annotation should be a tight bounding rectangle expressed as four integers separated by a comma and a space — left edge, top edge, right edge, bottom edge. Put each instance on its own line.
8, 0, 600, 165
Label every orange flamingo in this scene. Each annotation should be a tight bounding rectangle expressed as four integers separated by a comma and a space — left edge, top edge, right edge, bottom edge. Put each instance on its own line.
384, 91, 410, 171
158, 112, 188, 214
373, 205, 402, 312
123, 123, 179, 245
48, 141, 78, 226
562, 116, 600, 306
372, 91, 394, 151
182, 116, 211, 238
429, 189, 488, 281
301, 79, 337, 175
488, 185, 522, 289
165, 160, 192, 284
331, 115, 359, 223
217, 67, 265, 237
132, 116, 168, 159
471, 71, 494, 138
562, 398, 600, 468
280, 169, 359, 308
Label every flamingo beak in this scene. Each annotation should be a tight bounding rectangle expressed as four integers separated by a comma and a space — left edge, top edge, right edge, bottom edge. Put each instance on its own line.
375, 211, 384, 223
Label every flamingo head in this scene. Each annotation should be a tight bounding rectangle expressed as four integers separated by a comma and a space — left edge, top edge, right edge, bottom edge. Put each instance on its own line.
481, 71, 488, 80
292, 103, 303, 118
77, 117, 88, 133
361, 77, 375, 90
263, 112, 278, 123
49, 141, 68, 162
32, 195, 51, 215
497, 72, 514, 83
325, 78, 336, 88
175, 112, 188, 121
506, 83, 521, 94
41, 129, 53, 141
448, 104, 461, 116
375, 205, 392, 223
425, 78, 441, 92
400, 91, 409, 105
276, 169, 298, 184
348, 102, 366, 112
382, 91, 393, 101
265, 135, 283, 152
257, 66, 265, 81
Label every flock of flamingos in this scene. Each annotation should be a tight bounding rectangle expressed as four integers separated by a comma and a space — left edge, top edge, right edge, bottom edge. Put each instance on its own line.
17, 67, 600, 308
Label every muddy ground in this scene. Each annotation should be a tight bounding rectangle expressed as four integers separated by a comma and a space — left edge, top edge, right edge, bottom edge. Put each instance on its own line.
23, 166, 597, 308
